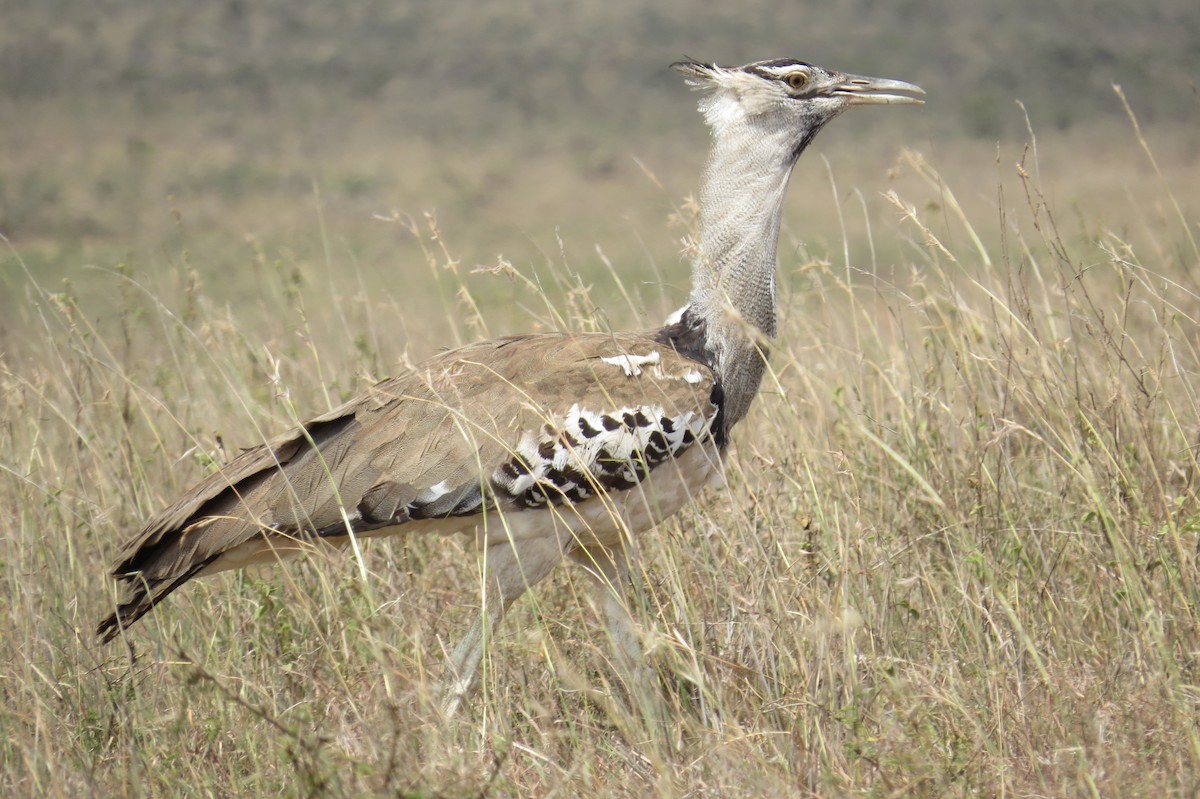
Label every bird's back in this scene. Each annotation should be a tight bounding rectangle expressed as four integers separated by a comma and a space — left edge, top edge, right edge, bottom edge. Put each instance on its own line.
98, 329, 722, 641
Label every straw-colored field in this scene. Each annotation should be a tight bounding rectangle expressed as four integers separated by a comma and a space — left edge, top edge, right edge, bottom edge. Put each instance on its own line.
3, 8, 1200, 794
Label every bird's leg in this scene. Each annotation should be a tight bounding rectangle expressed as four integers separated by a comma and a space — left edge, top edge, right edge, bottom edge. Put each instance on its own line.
441, 531, 565, 716
569, 543, 666, 732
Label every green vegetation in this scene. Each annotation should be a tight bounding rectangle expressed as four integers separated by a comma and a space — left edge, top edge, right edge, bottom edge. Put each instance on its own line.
3, 2, 1200, 796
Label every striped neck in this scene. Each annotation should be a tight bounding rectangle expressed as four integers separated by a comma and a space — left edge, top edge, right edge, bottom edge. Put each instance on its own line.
688, 97, 826, 430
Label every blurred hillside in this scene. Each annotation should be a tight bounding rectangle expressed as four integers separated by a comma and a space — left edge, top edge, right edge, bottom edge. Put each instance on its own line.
5, 0, 1198, 138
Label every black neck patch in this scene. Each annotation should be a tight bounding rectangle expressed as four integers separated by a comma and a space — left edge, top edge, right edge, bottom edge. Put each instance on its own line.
653, 307, 728, 449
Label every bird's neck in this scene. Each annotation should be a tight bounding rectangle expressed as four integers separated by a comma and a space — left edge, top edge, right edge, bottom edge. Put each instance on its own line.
690, 121, 810, 429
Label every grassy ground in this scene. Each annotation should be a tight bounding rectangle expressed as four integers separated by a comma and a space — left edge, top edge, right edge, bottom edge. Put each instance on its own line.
3, 100, 1200, 796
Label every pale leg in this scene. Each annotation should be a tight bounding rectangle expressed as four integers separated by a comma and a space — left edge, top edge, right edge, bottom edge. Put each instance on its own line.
569, 543, 664, 729
441, 532, 565, 716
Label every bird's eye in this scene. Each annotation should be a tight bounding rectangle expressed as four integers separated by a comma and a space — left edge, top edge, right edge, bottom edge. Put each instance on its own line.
786, 72, 810, 91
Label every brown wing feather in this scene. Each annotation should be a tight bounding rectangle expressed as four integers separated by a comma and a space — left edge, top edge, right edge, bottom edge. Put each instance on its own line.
98, 331, 717, 642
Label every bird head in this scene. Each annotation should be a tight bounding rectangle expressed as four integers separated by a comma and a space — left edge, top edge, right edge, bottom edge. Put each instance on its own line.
672, 58, 923, 162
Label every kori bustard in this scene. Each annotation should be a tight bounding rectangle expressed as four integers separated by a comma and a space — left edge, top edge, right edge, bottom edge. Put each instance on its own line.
98, 58, 922, 709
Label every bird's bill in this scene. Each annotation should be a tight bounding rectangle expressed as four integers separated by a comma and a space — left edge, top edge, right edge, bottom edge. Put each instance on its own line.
832, 75, 925, 106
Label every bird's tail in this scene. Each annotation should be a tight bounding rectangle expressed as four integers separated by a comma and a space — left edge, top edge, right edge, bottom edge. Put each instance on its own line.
96, 556, 217, 643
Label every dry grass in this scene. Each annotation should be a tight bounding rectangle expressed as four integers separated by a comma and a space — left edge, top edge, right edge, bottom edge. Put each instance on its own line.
3, 110, 1200, 797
